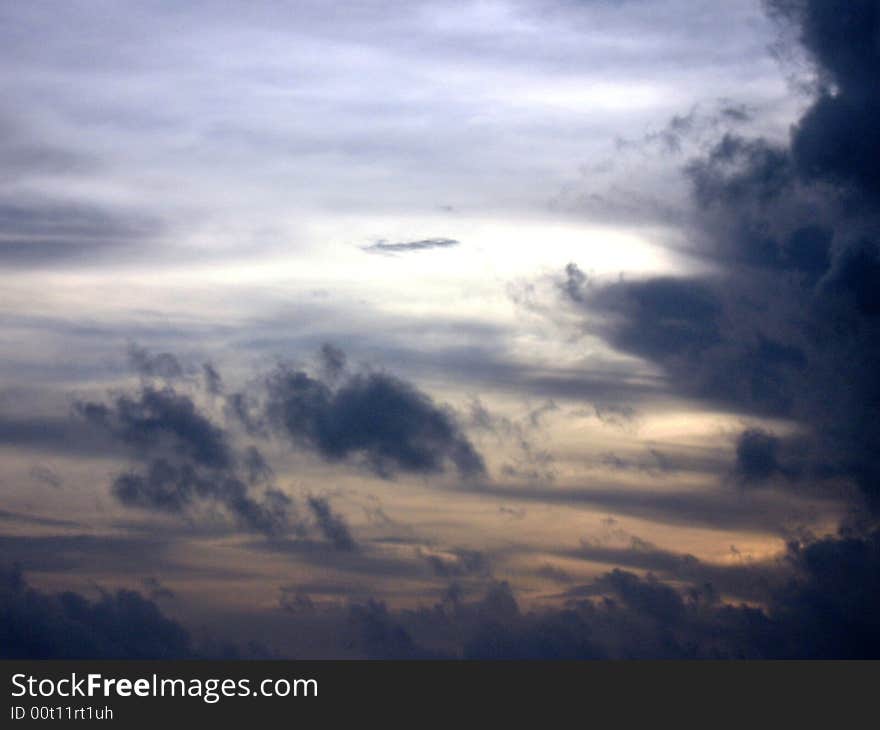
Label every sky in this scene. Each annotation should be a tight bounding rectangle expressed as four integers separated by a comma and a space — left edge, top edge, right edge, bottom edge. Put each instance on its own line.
2, 0, 880, 659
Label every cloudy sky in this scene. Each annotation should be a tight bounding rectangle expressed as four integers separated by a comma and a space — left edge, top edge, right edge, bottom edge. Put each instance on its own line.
2, 0, 880, 659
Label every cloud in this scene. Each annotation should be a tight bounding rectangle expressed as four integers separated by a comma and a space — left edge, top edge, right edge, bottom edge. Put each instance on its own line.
0, 199, 159, 268
0, 414, 126, 458
558, 0, 880, 512
0, 563, 276, 659
768, 0, 880, 199
111, 459, 292, 535
0, 563, 193, 659
76, 373, 294, 535
77, 385, 234, 470
307, 496, 357, 552
340, 528, 880, 659
264, 353, 485, 479
480, 481, 826, 535
66, 344, 483, 533
127, 343, 186, 381
362, 238, 460, 255
348, 599, 447, 659
318, 343, 347, 382
735, 428, 781, 483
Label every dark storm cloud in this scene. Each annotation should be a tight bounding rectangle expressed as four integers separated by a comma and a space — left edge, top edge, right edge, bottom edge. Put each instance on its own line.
264, 357, 485, 479
0, 562, 271, 659
7, 528, 879, 659
0, 564, 193, 659
338, 528, 880, 659
362, 237, 460, 255
769, 0, 880, 200
559, 0, 880, 512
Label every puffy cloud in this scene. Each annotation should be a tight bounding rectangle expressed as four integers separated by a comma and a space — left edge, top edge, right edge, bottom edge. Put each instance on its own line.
76, 366, 293, 536
0, 564, 193, 659
111, 459, 292, 535
342, 529, 880, 659
77, 385, 234, 470
264, 357, 485, 479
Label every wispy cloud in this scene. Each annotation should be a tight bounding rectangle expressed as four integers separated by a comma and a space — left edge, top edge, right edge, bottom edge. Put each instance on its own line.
362, 238, 460, 255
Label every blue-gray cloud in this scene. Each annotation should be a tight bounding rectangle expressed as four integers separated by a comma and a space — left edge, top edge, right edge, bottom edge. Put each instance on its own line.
262, 354, 486, 479
363, 238, 460, 255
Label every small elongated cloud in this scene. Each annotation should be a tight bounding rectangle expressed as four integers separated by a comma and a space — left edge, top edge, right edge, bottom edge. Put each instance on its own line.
362, 237, 460, 255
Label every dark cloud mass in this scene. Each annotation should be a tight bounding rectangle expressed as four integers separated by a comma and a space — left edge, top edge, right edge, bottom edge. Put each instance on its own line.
0, 564, 192, 659
563, 0, 880, 512
68, 345, 483, 536
264, 362, 485, 479
343, 529, 880, 659
77, 385, 234, 470
75, 362, 293, 535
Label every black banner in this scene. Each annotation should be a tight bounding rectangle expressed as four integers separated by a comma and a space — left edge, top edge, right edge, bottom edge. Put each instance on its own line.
2, 660, 876, 726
